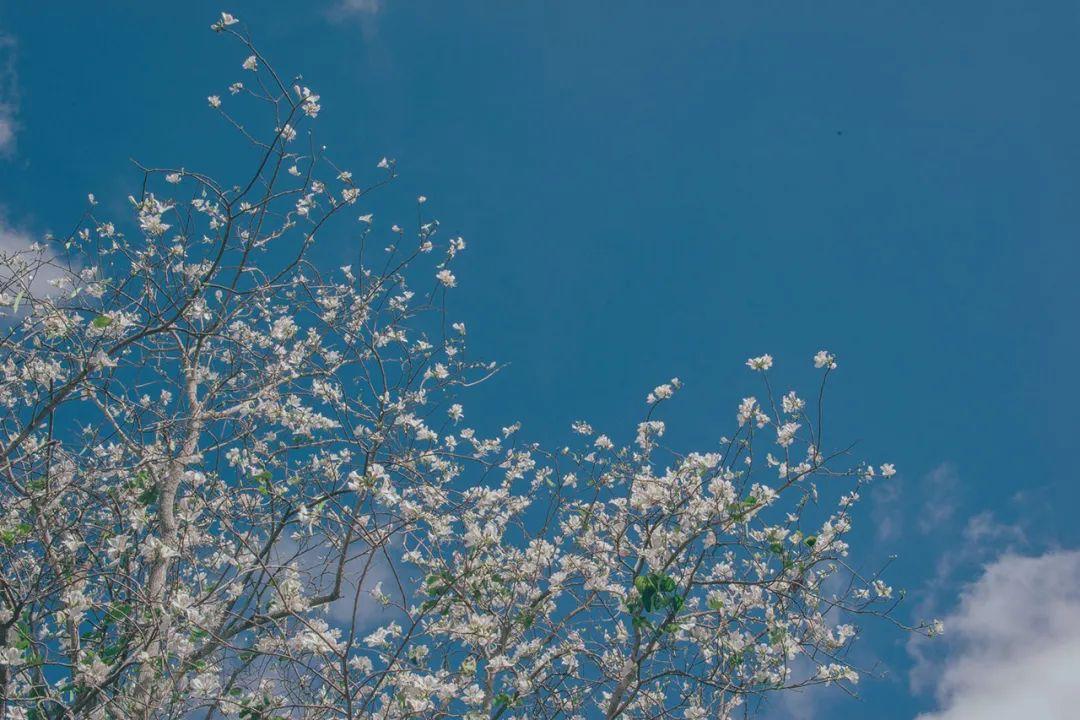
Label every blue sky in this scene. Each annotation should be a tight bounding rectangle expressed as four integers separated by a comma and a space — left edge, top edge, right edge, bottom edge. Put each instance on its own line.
1, 2, 1078, 717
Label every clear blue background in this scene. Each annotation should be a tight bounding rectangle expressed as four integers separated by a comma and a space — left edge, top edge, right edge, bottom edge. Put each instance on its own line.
2, 2, 1077, 716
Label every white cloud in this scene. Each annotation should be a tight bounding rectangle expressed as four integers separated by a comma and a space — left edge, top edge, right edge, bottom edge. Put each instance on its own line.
268, 532, 400, 629
914, 550, 1080, 720
762, 667, 826, 720
0, 222, 33, 254
325, 542, 399, 627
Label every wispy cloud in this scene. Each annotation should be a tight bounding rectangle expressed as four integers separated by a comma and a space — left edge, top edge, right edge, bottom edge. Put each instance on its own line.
872, 461, 961, 542
328, 0, 383, 20
0, 116, 12, 152
916, 462, 960, 534
913, 549, 1080, 719
0, 34, 18, 154
871, 475, 904, 542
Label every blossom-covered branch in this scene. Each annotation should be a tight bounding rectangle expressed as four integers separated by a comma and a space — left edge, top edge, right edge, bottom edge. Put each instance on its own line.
0, 12, 937, 720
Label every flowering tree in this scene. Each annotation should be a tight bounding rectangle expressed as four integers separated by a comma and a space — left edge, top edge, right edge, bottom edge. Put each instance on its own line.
0, 12, 938, 720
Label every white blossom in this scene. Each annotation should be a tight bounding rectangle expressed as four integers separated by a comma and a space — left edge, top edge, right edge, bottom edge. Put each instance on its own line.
814, 349, 838, 369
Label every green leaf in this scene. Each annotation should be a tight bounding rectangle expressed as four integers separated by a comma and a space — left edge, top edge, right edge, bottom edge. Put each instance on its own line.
92, 315, 113, 328
630, 572, 682, 618
138, 485, 158, 505
641, 588, 658, 612
0, 523, 31, 546
104, 602, 132, 624
99, 643, 124, 664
